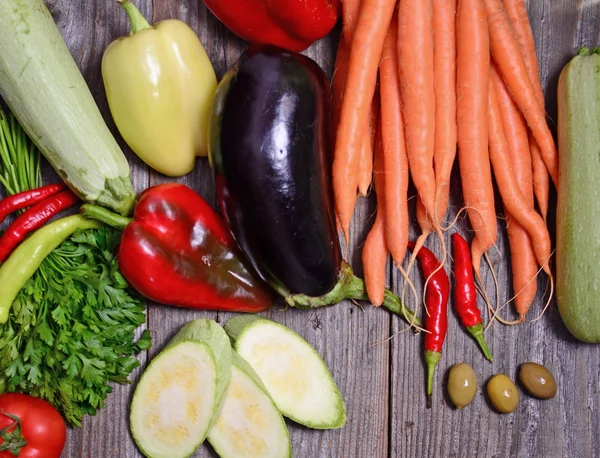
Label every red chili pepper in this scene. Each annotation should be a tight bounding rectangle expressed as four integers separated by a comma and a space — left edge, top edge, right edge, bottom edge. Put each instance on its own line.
0, 190, 79, 262
203, 0, 341, 52
80, 184, 274, 313
408, 242, 449, 409
452, 233, 493, 361
0, 183, 66, 224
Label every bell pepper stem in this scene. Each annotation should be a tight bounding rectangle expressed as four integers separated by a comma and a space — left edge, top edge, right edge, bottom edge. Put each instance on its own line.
467, 322, 493, 362
118, 0, 152, 34
285, 262, 421, 328
80, 204, 132, 230
424, 350, 442, 409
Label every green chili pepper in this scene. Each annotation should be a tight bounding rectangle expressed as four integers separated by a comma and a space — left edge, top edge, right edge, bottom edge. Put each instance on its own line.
0, 215, 100, 323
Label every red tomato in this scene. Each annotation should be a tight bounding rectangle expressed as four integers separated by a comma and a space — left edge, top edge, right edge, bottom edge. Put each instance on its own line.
0, 393, 66, 458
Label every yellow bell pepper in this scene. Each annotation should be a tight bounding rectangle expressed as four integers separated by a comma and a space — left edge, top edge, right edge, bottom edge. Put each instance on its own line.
102, 0, 217, 177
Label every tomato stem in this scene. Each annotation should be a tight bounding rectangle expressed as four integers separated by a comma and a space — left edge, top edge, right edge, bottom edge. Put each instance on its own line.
0, 410, 28, 456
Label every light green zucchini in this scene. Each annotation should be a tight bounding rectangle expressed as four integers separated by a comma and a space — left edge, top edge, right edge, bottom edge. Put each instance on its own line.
224, 315, 346, 429
557, 47, 600, 343
0, 0, 136, 215
208, 351, 292, 458
130, 319, 232, 458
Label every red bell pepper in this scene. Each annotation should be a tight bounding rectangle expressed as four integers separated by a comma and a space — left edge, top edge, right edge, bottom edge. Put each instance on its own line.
204, 0, 341, 52
80, 183, 273, 313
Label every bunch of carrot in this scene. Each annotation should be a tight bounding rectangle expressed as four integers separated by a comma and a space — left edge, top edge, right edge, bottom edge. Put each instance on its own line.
332, 0, 556, 321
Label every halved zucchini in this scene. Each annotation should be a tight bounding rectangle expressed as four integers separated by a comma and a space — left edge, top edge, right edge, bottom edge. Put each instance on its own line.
224, 315, 346, 429
130, 319, 232, 458
208, 351, 292, 458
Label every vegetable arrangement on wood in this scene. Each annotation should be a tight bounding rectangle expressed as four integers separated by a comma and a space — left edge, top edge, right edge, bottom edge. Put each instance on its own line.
332, 0, 554, 320
0, 0, 595, 454
328, 0, 562, 404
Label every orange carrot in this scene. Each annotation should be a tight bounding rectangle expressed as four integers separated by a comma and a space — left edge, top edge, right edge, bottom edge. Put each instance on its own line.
332, 38, 376, 198
416, 199, 430, 236
432, 0, 458, 225
397, 0, 437, 226
358, 96, 379, 196
332, 0, 397, 244
363, 122, 388, 306
502, 0, 542, 103
483, 0, 558, 187
336, 213, 342, 236
342, 0, 361, 44
502, 0, 550, 220
379, 14, 409, 269
456, 0, 496, 277
332, 37, 349, 139
505, 213, 537, 319
530, 137, 549, 220
490, 63, 538, 317
488, 73, 552, 276
490, 64, 533, 204
343, 0, 374, 198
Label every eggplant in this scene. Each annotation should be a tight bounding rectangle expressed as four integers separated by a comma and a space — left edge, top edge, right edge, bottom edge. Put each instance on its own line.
209, 46, 419, 325
209, 46, 339, 297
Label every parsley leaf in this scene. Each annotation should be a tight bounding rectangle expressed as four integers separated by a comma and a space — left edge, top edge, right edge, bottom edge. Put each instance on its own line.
0, 227, 150, 427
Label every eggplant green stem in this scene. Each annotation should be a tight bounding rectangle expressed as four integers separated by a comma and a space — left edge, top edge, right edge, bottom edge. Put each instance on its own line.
467, 323, 493, 362
424, 350, 441, 409
118, 0, 152, 34
285, 262, 421, 328
81, 204, 132, 230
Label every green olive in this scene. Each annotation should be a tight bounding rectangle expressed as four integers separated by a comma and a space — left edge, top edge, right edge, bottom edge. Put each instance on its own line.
519, 362, 557, 399
487, 374, 519, 413
447, 363, 477, 409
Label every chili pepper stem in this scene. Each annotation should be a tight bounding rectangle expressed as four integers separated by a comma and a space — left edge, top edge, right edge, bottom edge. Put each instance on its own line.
286, 261, 421, 327
80, 204, 132, 230
424, 350, 441, 409
118, 0, 152, 35
466, 322, 493, 362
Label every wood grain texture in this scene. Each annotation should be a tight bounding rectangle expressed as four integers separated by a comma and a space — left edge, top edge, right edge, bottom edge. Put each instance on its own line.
33, 0, 600, 457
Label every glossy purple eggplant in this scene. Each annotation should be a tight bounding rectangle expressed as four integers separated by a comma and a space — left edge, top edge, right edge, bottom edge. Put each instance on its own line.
208, 46, 422, 327
209, 46, 340, 297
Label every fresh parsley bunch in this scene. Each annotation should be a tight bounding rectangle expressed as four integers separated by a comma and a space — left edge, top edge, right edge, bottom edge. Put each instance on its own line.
0, 227, 151, 427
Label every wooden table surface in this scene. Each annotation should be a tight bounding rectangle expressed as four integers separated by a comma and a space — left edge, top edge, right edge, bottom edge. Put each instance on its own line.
40, 0, 600, 457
